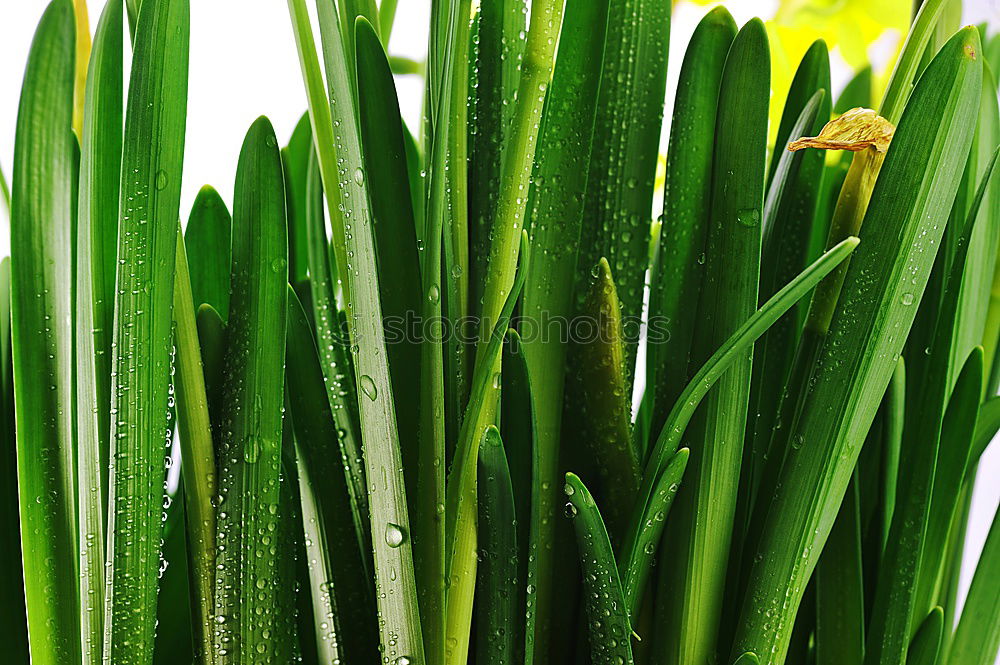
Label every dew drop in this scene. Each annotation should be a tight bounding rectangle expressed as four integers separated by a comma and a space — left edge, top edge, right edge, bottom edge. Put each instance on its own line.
155, 170, 168, 191
737, 208, 760, 227
384, 523, 405, 548
359, 375, 377, 401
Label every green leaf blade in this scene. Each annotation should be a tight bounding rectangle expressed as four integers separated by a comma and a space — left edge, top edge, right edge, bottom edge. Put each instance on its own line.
10, 2, 81, 661
732, 26, 983, 665
213, 116, 289, 663
75, 0, 124, 661
564, 472, 634, 665
105, 0, 190, 660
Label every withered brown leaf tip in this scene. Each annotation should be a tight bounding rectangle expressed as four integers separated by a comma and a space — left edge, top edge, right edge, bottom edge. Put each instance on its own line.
787, 107, 896, 153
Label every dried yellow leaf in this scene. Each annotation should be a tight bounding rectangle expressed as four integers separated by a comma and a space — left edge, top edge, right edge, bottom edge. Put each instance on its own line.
788, 107, 896, 153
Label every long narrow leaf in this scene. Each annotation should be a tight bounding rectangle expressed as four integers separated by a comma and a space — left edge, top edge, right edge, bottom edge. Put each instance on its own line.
947, 504, 1000, 665
657, 19, 768, 664
105, 0, 189, 660
732, 27, 982, 665
289, 3, 425, 659
75, 0, 123, 661
564, 472, 634, 665
172, 222, 217, 664
285, 286, 378, 664
11, 3, 80, 661
213, 116, 289, 663
475, 427, 519, 665
185, 186, 232, 320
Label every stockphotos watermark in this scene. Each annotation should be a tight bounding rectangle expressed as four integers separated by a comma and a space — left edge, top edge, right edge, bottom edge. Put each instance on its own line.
327, 310, 672, 347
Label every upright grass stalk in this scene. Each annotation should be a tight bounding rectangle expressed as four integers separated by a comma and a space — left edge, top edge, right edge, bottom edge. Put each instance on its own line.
657, 18, 769, 665
468, 3, 562, 660
104, 0, 189, 661
443, 235, 529, 664
172, 223, 217, 664
577, 0, 670, 383
732, 27, 982, 665
288, 3, 425, 661
469, 0, 525, 314
520, 0, 610, 659
0, 259, 28, 663
75, 1, 123, 661
415, 0, 464, 656
648, 6, 736, 438
213, 117, 290, 664
185, 187, 232, 320
285, 287, 379, 664
11, 3, 80, 662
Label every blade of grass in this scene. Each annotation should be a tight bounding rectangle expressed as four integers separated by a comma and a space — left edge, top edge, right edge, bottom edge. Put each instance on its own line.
469, 0, 525, 314
881, 357, 906, 549
105, 0, 189, 660
515, 0, 611, 660
0, 162, 11, 220
907, 607, 944, 665
814, 474, 864, 665
732, 27, 982, 665
0, 259, 29, 661
619, 446, 688, 618
564, 258, 640, 541
285, 286, 379, 664
378, 0, 398, 43
499, 330, 532, 665
302, 142, 368, 556
172, 221, 217, 665
476, 0, 563, 354
765, 40, 831, 188
911, 346, 983, 621
475, 426, 519, 665
578, 0, 671, 383
213, 116, 289, 664
914, 154, 999, 625
442, 1, 473, 451
356, 16, 423, 527
620, 236, 861, 619
75, 0, 123, 661
868, 152, 993, 661
950, 66, 999, 376
339, 0, 379, 74
290, 4, 425, 659
648, 6, 736, 436
415, 2, 467, 658
444, 233, 529, 665
657, 19, 768, 665
740, 87, 827, 550
10, 2, 80, 661
185, 186, 232, 320
969, 395, 1000, 470
282, 113, 312, 287
126, 0, 140, 40
196, 304, 226, 419
946, 503, 1000, 665
152, 481, 195, 665
563, 472, 634, 665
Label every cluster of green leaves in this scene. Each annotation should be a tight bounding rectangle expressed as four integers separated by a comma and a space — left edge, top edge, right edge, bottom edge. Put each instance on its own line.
2, 0, 1000, 664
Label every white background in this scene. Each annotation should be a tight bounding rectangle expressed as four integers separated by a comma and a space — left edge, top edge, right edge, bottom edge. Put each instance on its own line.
1, 0, 999, 644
